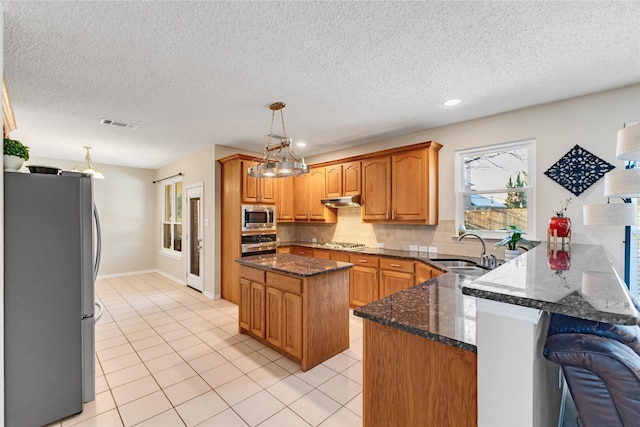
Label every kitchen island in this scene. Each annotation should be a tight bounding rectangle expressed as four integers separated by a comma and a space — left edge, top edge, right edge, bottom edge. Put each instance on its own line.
354, 243, 638, 427
235, 253, 353, 371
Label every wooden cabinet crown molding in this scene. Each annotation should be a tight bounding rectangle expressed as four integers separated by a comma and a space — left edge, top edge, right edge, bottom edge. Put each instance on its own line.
310, 141, 442, 169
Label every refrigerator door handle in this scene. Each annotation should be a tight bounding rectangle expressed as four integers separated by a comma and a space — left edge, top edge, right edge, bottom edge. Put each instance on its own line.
93, 204, 102, 281
94, 301, 104, 324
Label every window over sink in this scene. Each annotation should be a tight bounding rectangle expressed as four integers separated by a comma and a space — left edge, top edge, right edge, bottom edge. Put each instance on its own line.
455, 139, 536, 240
161, 177, 182, 257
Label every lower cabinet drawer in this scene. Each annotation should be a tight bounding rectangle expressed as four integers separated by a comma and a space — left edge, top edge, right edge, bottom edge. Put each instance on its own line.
239, 266, 266, 283
267, 272, 303, 295
380, 258, 415, 273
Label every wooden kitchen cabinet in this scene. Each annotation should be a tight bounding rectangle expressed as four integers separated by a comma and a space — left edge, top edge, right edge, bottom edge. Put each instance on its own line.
239, 278, 251, 331
326, 161, 361, 198
363, 320, 477, 426
294, 167, 337, 222
288, 246, 314, 257
282, 292, 303, 359
241, 159, 276, 204
379, 258, 415, 298
362, 143, 441, 224
266, 287, 283, 349
275, 176, 295, 222
416, 261, 445, 283
313, 249, 331, 260
250, 282, 266, 339
220, 153, 266, 305
330, 251, 351, 262
361, 156, 391, 221
349, 254, 380, 307
238, 264, 348, 371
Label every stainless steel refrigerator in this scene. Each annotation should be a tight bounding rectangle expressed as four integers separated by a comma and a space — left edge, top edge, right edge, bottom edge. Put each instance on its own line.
4, 171, 102, 427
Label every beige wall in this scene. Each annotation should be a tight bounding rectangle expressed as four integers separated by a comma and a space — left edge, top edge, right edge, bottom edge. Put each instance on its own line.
284, 84, 640, 273
154, 145, 217, 297
24, 157, 156, 276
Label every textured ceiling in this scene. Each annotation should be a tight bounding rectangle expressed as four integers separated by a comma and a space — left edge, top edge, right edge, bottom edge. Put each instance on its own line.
3, 1, 640, 169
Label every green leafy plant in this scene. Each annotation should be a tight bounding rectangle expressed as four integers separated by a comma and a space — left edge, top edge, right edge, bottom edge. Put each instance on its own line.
494, 225, 534, 251
3, 138, 30, 161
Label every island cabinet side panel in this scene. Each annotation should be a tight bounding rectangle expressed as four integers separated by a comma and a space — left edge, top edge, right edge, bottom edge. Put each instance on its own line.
302, 270, 350, 371
363, 320, 477, 427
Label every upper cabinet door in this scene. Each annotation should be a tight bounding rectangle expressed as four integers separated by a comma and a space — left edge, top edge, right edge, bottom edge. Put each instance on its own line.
362, 157, 391, 221
325, 164, 342, 198
241, 160, 259, 203
241, 160, 276, 204
309, 167, 328, 220
276, 176, 295, 222
392, 149, 427, 222
342, 161, 361, 196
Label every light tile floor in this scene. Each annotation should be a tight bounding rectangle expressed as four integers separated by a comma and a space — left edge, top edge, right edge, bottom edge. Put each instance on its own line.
46, 273, 363, 427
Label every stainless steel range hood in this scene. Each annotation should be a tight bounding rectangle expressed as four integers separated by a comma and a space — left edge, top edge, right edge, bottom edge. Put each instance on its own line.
321, 195, 361, 208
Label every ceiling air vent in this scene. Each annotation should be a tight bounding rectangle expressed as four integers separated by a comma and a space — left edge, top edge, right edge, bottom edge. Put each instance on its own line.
100, 118, 138, 130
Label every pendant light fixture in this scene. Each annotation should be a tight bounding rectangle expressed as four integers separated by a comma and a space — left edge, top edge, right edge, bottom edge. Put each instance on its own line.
247, 102, 309, 178
71, 146, 105, 179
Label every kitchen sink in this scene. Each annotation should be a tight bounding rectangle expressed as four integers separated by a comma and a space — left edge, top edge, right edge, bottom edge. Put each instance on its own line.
449, 266, 490, 276
432, 259, 480, 268
432, 258, 492, 276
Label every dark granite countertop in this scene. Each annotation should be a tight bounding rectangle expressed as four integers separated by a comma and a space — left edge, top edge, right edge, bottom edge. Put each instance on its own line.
235, 253, 353, 277
354, 272, 478, 352
462, 243, 639, 325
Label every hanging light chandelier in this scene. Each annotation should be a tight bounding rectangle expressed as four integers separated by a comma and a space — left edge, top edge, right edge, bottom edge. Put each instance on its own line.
71, 146, 105, 179
247, 102, 309, 178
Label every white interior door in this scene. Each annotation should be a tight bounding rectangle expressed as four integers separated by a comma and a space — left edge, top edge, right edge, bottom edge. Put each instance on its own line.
185, 184, 204, 292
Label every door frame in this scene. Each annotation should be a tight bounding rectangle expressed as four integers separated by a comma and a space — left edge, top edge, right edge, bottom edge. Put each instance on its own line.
185, 182, 204, 292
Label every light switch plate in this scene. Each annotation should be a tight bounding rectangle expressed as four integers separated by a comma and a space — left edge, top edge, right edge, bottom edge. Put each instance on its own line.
419, 246, 429, 252
409, 245, 418, 251
377, 243, 384, 249
311, 237, 317, 243
428, 246, 438, 254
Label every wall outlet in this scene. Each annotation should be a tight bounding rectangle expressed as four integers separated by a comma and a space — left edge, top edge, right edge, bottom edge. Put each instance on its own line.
276, 237, 281, 243
311, 237, 317, 243
409, 245, 418, 251
419, 246, 429, 252
377, 243, 384, 249
428, 246, 438, 254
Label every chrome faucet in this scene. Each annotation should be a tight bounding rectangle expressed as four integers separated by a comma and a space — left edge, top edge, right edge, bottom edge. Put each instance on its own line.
458, 233, 496, 268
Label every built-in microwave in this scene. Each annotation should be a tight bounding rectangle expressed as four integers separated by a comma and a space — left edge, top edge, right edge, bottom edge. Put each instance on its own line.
241, 205, 276, 232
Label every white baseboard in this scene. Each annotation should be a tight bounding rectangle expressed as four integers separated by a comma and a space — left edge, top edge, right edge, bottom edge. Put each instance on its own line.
155, 270, 186, 286
96, 270, 217, 297
97, 269, 156, 279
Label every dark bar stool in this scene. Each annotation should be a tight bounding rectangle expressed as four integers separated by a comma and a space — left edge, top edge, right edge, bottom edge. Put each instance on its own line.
544, 301, 640, 427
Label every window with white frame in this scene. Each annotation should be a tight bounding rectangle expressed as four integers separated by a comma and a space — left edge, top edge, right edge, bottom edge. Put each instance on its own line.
455, 140, 536, 239
161, 177, 182, 256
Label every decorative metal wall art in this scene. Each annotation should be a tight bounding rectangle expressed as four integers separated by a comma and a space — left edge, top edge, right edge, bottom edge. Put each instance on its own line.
544, 145, 614, 196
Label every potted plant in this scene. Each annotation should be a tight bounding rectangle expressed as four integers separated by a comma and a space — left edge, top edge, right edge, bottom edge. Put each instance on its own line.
3, 138, 30, 171
549, 198, 572, 238
494, 225, 534, 261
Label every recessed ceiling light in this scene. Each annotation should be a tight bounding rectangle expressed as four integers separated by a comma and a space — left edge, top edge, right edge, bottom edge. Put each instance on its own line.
443, 99, 462, 107
296, 141, 307, 147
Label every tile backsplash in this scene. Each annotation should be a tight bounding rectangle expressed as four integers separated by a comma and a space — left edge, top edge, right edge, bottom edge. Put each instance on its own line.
277, 208, 510, 258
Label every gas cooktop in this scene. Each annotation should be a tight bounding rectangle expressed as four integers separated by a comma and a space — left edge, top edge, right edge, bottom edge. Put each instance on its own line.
320, 242, 366, 249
